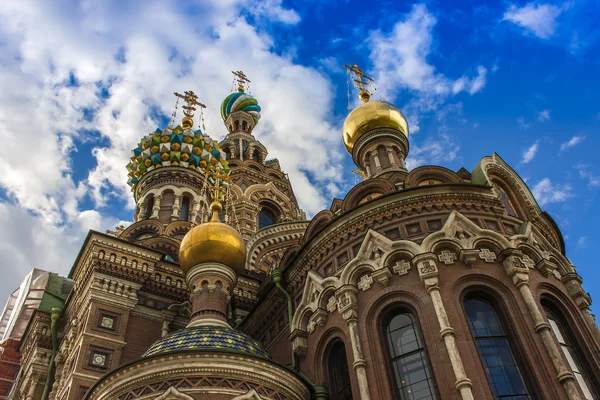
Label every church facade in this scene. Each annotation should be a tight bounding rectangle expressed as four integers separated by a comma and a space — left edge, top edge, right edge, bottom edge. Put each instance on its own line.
0, 70, 599, 400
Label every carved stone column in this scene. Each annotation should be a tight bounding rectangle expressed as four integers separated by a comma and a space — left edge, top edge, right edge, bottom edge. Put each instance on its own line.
386, 146, 396, 166
336, 285, 370, 400
413, 253, 474, 400
171, 194, 182, 221
501, 250, 582, 400
189, 201, 201, 224
370, 149, 381, 170
137, 201, 147, 222
25, 372, 40, 400
561, 272, 600, 344
150, 195, 162, 219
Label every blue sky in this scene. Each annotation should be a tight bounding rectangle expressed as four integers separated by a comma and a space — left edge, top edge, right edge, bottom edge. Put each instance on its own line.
0, 0, 598, 313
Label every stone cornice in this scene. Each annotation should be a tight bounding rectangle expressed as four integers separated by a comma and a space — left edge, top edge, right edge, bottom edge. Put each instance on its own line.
286, 185, 502, 289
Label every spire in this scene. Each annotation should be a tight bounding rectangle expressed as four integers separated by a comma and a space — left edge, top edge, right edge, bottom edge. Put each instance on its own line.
174, 90, 206, 129
232, 70, 251, 93
344, 63, 375, 103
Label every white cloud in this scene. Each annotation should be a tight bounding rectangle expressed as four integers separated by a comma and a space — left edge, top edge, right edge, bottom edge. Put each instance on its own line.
0, 1, 345, 301
532, 177, 573, 206
406, 134, 460, 170
367, 4, 487, 131
576, 236, 587, 249
538, 109, 551, 121
517, 117, 530, 130
560, 135, 585, 151
522, 141, 539, 164
574, 164, 600, 187
503, 2, 569, 39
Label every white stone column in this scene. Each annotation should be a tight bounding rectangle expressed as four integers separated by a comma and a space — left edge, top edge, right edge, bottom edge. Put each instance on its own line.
137, 201, 147, 222
370, 149, 381, 170
414, 253, 474, 400
150, 195, 162, 219
501, 250, 582, 400
386, 146, 396, 166
561, 272, 600, 344
171, 194, 182, 221
189, 201, 201, 225
336, 285, 371, 400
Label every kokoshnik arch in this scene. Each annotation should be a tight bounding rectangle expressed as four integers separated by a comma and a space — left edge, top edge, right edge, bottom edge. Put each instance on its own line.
0, 67, 599, 400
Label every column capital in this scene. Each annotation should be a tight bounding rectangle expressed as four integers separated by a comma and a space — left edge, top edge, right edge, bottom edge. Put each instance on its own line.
413, 252, 439, 281
335, 285, 358, 321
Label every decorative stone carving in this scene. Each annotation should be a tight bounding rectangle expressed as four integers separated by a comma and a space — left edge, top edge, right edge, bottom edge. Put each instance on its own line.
326, 296, 337, 313
307, 309, 327, 333
336, 286, 358, 321
154, 387, 194, 400
459, 249, 479, 266
233, 389, 265, 400
393, 260, 411, 276
357, 274, 373, 291
479, 248, 497, 262
372, 267, 392, 286
291, 331, 308, 356
438, 250, 457, 265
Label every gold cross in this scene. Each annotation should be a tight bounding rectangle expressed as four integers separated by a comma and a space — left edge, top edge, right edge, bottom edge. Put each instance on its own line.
343, 63, 374, 102
232, 71, 251, 92
174, 91, 206, 119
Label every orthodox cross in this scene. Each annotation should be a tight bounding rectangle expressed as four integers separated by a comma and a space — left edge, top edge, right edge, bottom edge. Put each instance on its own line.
174, 90, 206, 119
232, 70, 251, 92
343, 63, 374, 103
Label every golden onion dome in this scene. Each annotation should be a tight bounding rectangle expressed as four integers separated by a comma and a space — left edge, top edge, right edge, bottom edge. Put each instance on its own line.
342, 100, 409, 154
179, 202, 246, 275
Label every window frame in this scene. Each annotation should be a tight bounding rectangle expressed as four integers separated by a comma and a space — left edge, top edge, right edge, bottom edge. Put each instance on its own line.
325, 339, 353, 400
462, 294, 535, 400
543, 301, 599, 399
380, 306, 438, 400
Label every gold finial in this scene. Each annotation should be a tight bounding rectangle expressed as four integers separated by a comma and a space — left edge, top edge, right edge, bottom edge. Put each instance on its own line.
174, 91, 206, 129
343, 63, 374, 103
204, 166, 231, 222
232, 71, 251, 92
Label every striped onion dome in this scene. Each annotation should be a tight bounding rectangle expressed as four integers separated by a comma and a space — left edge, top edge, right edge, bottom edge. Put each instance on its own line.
220, 92, 261, 125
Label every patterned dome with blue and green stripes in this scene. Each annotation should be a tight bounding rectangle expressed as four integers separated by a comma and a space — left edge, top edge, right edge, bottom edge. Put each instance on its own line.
220, 92, 261, 125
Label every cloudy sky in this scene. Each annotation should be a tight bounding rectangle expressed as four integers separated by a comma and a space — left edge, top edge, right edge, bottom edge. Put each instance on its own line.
0, 0, 598, 313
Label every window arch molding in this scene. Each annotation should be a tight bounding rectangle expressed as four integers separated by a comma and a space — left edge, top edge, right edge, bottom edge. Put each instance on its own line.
460, 287, 541, 399
257, 201, 282, 230
540, 293, 600, 397
322, 337, 354, 400
377, 303, 439, 400
313, 328, 353, 397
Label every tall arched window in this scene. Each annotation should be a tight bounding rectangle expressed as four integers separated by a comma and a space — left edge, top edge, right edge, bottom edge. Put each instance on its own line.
258, 207, 278, 229
385, 311, 437, 399
464, 298, 530, 399
544, 305, 598, 399
326, 340, 353, 400
180, 196, 190, 221
145, 195, 154, 219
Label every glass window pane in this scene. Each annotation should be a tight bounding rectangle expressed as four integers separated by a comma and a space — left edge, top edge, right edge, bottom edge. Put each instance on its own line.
548, 318, 566, 344
387, 312, 436, 400
465, 299, 529, 399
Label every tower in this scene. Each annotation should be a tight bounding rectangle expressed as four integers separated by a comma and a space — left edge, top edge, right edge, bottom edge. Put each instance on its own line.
343, 64, 409, 182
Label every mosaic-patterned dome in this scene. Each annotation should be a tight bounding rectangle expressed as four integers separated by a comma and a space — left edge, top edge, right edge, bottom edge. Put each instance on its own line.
143, 325, 270, 359
126, 126, 229, 192
220, 92, 261, 125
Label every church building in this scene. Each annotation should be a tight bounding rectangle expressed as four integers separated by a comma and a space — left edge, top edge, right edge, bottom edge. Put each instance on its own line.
0, 67, 598, 400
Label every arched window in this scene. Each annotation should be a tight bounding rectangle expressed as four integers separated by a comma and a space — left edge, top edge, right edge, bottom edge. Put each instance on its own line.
464, 298, 530, 399
145, 195, 154, 219
385, 311, 437, 399
234, 120, 240, 131
258, 207, 277, 229
109, 254, 116, 262
544, 305, 598, 399
120, 257, 127, 266
180, 196, 190, 221
252, 150, 259, 162
98, 250, 105, 259
242, 121, 248, 131
131, 260, 138, 269
326, 340, 353, 400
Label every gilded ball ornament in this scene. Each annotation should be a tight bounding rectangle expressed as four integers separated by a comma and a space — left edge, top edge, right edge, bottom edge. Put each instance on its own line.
178, 202, 246, 275
342, 100, 409, 155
